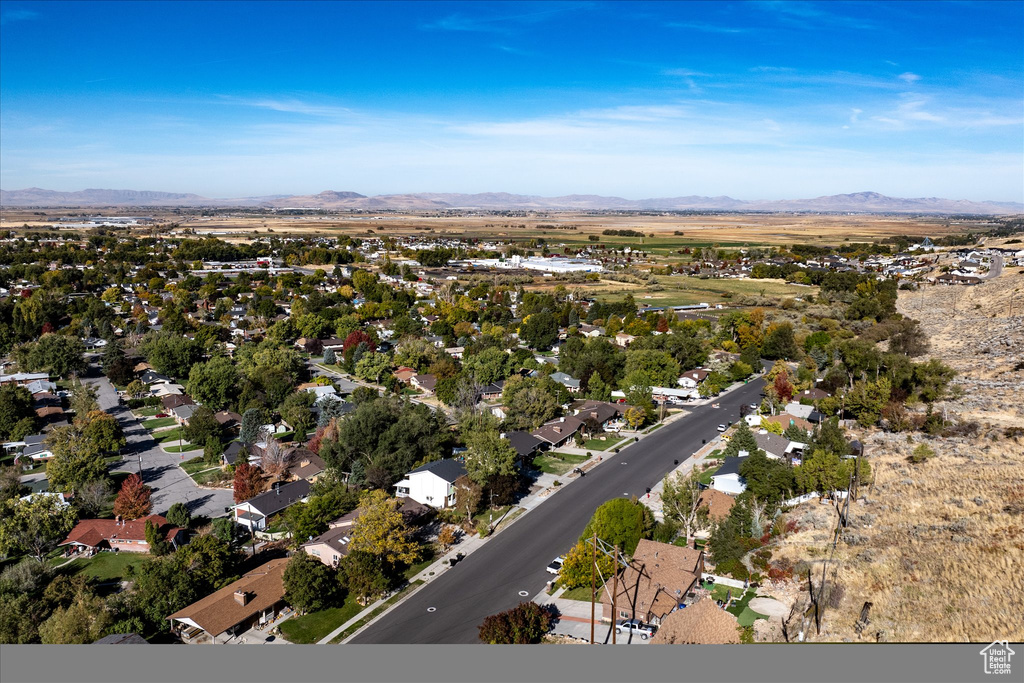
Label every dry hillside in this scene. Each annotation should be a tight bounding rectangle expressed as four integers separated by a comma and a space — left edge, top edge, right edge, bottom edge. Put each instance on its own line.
758, 266, 1024, 643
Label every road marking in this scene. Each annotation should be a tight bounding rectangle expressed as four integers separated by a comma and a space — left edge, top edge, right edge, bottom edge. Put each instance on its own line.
427, 607, 436, 613
518, 591, 529, 597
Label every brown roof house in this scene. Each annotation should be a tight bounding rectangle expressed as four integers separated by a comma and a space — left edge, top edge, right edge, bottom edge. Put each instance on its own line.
59, 515, 187, 554
282, 447, 326, 481
697, 488, 736, 521
601, 540, 705, 626
168, 558, 289, 643
650, 597, 741, 644
531, 415, 586, 448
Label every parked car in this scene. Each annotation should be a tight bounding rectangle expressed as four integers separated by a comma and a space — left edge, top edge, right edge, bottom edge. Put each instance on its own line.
749, 403, 758, 411
155, 413, 169, 418
717, 424, 727, 432
616, 619, 657, 640
605, 421, 624, 433
546, 556, 565, 575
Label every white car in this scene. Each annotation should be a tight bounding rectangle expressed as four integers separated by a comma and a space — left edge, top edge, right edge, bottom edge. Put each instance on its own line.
717, 424, 727, 432
546, 556, 565, 575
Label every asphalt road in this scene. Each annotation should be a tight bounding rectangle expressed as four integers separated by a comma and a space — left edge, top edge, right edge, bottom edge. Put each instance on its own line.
82, 367, 235, 519
351, 378, 766, 644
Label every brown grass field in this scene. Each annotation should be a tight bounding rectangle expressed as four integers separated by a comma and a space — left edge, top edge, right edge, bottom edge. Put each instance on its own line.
760, 267, 1024, 643
0, 209, 994, 252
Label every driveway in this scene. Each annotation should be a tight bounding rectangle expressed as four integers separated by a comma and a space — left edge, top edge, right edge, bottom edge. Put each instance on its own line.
82, 368, 235, 520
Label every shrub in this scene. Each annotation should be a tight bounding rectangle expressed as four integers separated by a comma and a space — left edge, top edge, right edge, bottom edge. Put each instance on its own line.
909, 443, 935, 464
478, 602, 554, 644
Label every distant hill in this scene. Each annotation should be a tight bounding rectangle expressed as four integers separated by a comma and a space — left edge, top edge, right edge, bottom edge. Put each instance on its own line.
2, 187, 1021, 214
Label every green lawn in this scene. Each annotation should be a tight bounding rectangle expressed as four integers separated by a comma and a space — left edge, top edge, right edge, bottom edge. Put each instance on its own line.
152, 427, 187, 443
472, 505, 512, 530
192, 469, 229, 486
717, 589, 767, 626
179, 456, 212, 475
66, 551, 152, 582
698, 465, 719, 486
583, 436, 624, 451
280, 601, 363, 644
135, 406, 160, 417
532, 451, 588, 475
590, 275, 818, 308
319, 364, 345, 374
705, 449, 725, 460
328, 580, 425, 643
561, 584, 602, 601
165, 444, 201, 453
142, 417, 176, 430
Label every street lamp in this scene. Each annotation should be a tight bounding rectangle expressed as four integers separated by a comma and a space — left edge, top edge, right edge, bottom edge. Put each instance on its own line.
488, 490, 496, 533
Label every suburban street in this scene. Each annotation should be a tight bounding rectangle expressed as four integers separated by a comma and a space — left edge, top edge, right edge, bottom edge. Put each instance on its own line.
82, 367, 235, 520
351, 377, 766, 644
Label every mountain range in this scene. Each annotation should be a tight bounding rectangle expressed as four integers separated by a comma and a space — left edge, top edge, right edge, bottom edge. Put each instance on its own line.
1, 188, 1021, 215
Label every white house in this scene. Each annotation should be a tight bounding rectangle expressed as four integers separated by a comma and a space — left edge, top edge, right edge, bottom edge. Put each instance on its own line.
232, 480, 311, 532
393, 459, 467, 509
678, 368, 711, 390
710, 456, 747, 495
783, 402, 814, 419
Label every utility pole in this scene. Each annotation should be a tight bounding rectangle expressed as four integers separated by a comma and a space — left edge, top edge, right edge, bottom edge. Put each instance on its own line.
590, 532, 597, 645
611, 545, 619, 645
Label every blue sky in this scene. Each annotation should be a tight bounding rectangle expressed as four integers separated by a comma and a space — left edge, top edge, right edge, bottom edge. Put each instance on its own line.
1, 1, 1022, 200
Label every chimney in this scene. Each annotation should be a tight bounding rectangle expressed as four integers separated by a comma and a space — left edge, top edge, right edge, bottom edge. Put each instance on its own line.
233, 591, 249, 606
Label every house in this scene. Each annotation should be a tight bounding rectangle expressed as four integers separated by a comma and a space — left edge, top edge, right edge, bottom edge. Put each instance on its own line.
573, 400, 625, 435
797, 387, 830, 402
319, 337, 347, 352
0, 372, 50, 386
531, 415, 586, 448
761, 413, 813, 433
171, 404, 197, 426
549, 372, 581, 393
650, 597, 741, 644
783, 402, 815, 420
393, 459, 467, 509
444, 346, 465, 359
578, 324, 604, 338
161, 394, 195, 411
232, 480, 312, 531
282, 448, 326, 481
139, 369, 173, 385
710, 456, 748, 495
59, 515, 187, 554
221, 441, 246, 466
150, 383, 185, 398
411, 373, 437, 394
303, 498, 431, 567
19, 440, 54, 463
214, 411, 243, 430
754, 431, 792, 461
614, 332, 636, 348
24, 379, 57, 395
697, 488, 735, 521
477, 382, 504, 402
167, 558, 289, 644
394, 366, 417, 384
504, 431, 545, 463
601, 540, 705, 626
677, 369, 711, 390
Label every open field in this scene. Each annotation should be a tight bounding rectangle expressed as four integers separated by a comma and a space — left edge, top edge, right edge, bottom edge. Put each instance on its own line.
529, 274, 816, 307
1, 208, 995, 249
758, 267, 1024, 643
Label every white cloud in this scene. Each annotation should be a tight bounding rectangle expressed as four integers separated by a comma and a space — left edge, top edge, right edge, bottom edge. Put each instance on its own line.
898, 72, 922, 83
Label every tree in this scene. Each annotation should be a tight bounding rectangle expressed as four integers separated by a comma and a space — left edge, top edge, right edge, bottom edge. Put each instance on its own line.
661, 470, 705, 544
144, 518, 172, 555
463, 429, 517, 486
130, 556, 200, 631
124, 379, 148, 400
233, 462, 264, 503
103, 343, 136, 387
0, 464, 27, 505
80, 410, 126, 454
558, 539, 614, 590
25, 334, 87, 377
354, 352, 393, 384
846, 376, 891, 427
38, 593, 112, 644
624, 406, 646, 430
139, 332, 203, 379
624, 350, 680, 388
738, 450, 794, 504
888, 318, 929, 357
437, 525, 460, 552
339, 549, 394, 605
912, 358, 956, 405
518, 312, 559, 351
211, 517, 237, 545
0, 385, 37, 441
113, 474, 152, 520
45, 426, 108, 494
68, 382, 99, 418
478, 602, 552, 644
348, 490, 420, 566
454, 475, 482, 524
769, 370, 795, 405
186, 356, 239, 411
323, 347, 337, 365
580, 498, 655, 556
239, 408, 262, 445
283, 552, 341, 613
794, 449, 849, 495
586, 372, 611, 402
0, 494, 78, 562
166, 502, 192, 529
283, 487, 359, 543
761, 323, 799, 361
279, 391, 316, 436
500, 376, 561, 431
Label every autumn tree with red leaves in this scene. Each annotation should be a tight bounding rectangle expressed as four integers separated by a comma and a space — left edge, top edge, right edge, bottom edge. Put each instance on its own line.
233, 462, 265, 503
772, 371, 795, 404
342, 330, 376, 354
113, 473, 152, 519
